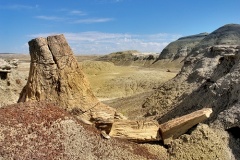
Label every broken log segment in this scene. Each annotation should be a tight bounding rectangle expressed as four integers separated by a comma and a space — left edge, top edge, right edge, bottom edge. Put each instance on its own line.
109, 120, 161, 142
108, 108, 212, 143
159, 108, 212, 144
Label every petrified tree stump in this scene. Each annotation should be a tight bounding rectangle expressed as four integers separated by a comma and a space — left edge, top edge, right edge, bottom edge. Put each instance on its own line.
18, 34, 116, 121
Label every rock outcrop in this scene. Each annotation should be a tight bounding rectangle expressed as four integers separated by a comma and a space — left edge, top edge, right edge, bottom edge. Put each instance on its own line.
18, 34, 116, 122
0, 58, 26, 107
0, 58, 18, 73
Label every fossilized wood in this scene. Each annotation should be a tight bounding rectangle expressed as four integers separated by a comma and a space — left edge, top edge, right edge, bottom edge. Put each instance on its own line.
109, 120, 161, 142
18, 34, 116, 121
159, 108, 212, 144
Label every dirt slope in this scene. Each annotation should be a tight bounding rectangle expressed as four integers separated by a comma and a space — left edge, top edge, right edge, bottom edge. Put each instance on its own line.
0, 102, 162, 160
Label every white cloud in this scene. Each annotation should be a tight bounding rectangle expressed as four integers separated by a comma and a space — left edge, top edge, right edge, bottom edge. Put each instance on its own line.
35, 13, 112, 24
69, 10, 87, 16
28, 32, 181, 54
35, 16, 64, 21
0, 4, 38, 10
72, 18, 114, 24
34, 6, 111, 24
96, 0, 124, 3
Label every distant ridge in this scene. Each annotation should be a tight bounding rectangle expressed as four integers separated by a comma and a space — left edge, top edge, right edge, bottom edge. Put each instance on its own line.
97, 50, 158, 66
0, 53, 18, 54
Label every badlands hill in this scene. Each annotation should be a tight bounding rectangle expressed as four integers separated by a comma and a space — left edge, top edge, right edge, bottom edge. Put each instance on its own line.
97, 33, 208, 69
192, 24, 240, 51
142, 24, 240, 159
143, 24, 240, 121
158, 32, 208, 60
150, 33, 208, 69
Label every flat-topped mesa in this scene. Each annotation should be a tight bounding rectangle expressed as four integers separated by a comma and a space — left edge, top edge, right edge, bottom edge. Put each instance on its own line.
18, 34, 116, 121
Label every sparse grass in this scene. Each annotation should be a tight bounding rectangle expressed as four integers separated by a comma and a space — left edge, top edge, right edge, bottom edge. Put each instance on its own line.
81, 61, 178, 100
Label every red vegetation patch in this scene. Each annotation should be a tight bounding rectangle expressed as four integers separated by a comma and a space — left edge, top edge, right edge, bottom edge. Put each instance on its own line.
0, 102, 70, 159
0, 101, 70, 126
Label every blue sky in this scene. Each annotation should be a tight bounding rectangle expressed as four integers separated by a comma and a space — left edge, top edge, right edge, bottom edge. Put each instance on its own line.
0, 0, 240, 54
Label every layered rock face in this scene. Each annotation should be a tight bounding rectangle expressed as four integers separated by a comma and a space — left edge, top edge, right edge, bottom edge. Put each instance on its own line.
158, 33, 208, 60
18, 34, 115, 121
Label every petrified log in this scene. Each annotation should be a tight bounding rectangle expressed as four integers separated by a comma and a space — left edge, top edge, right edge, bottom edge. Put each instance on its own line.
109, 120, 161, 142
18, 34, 116, 121
159, 108, 212, 144
108, 108, 212, 143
